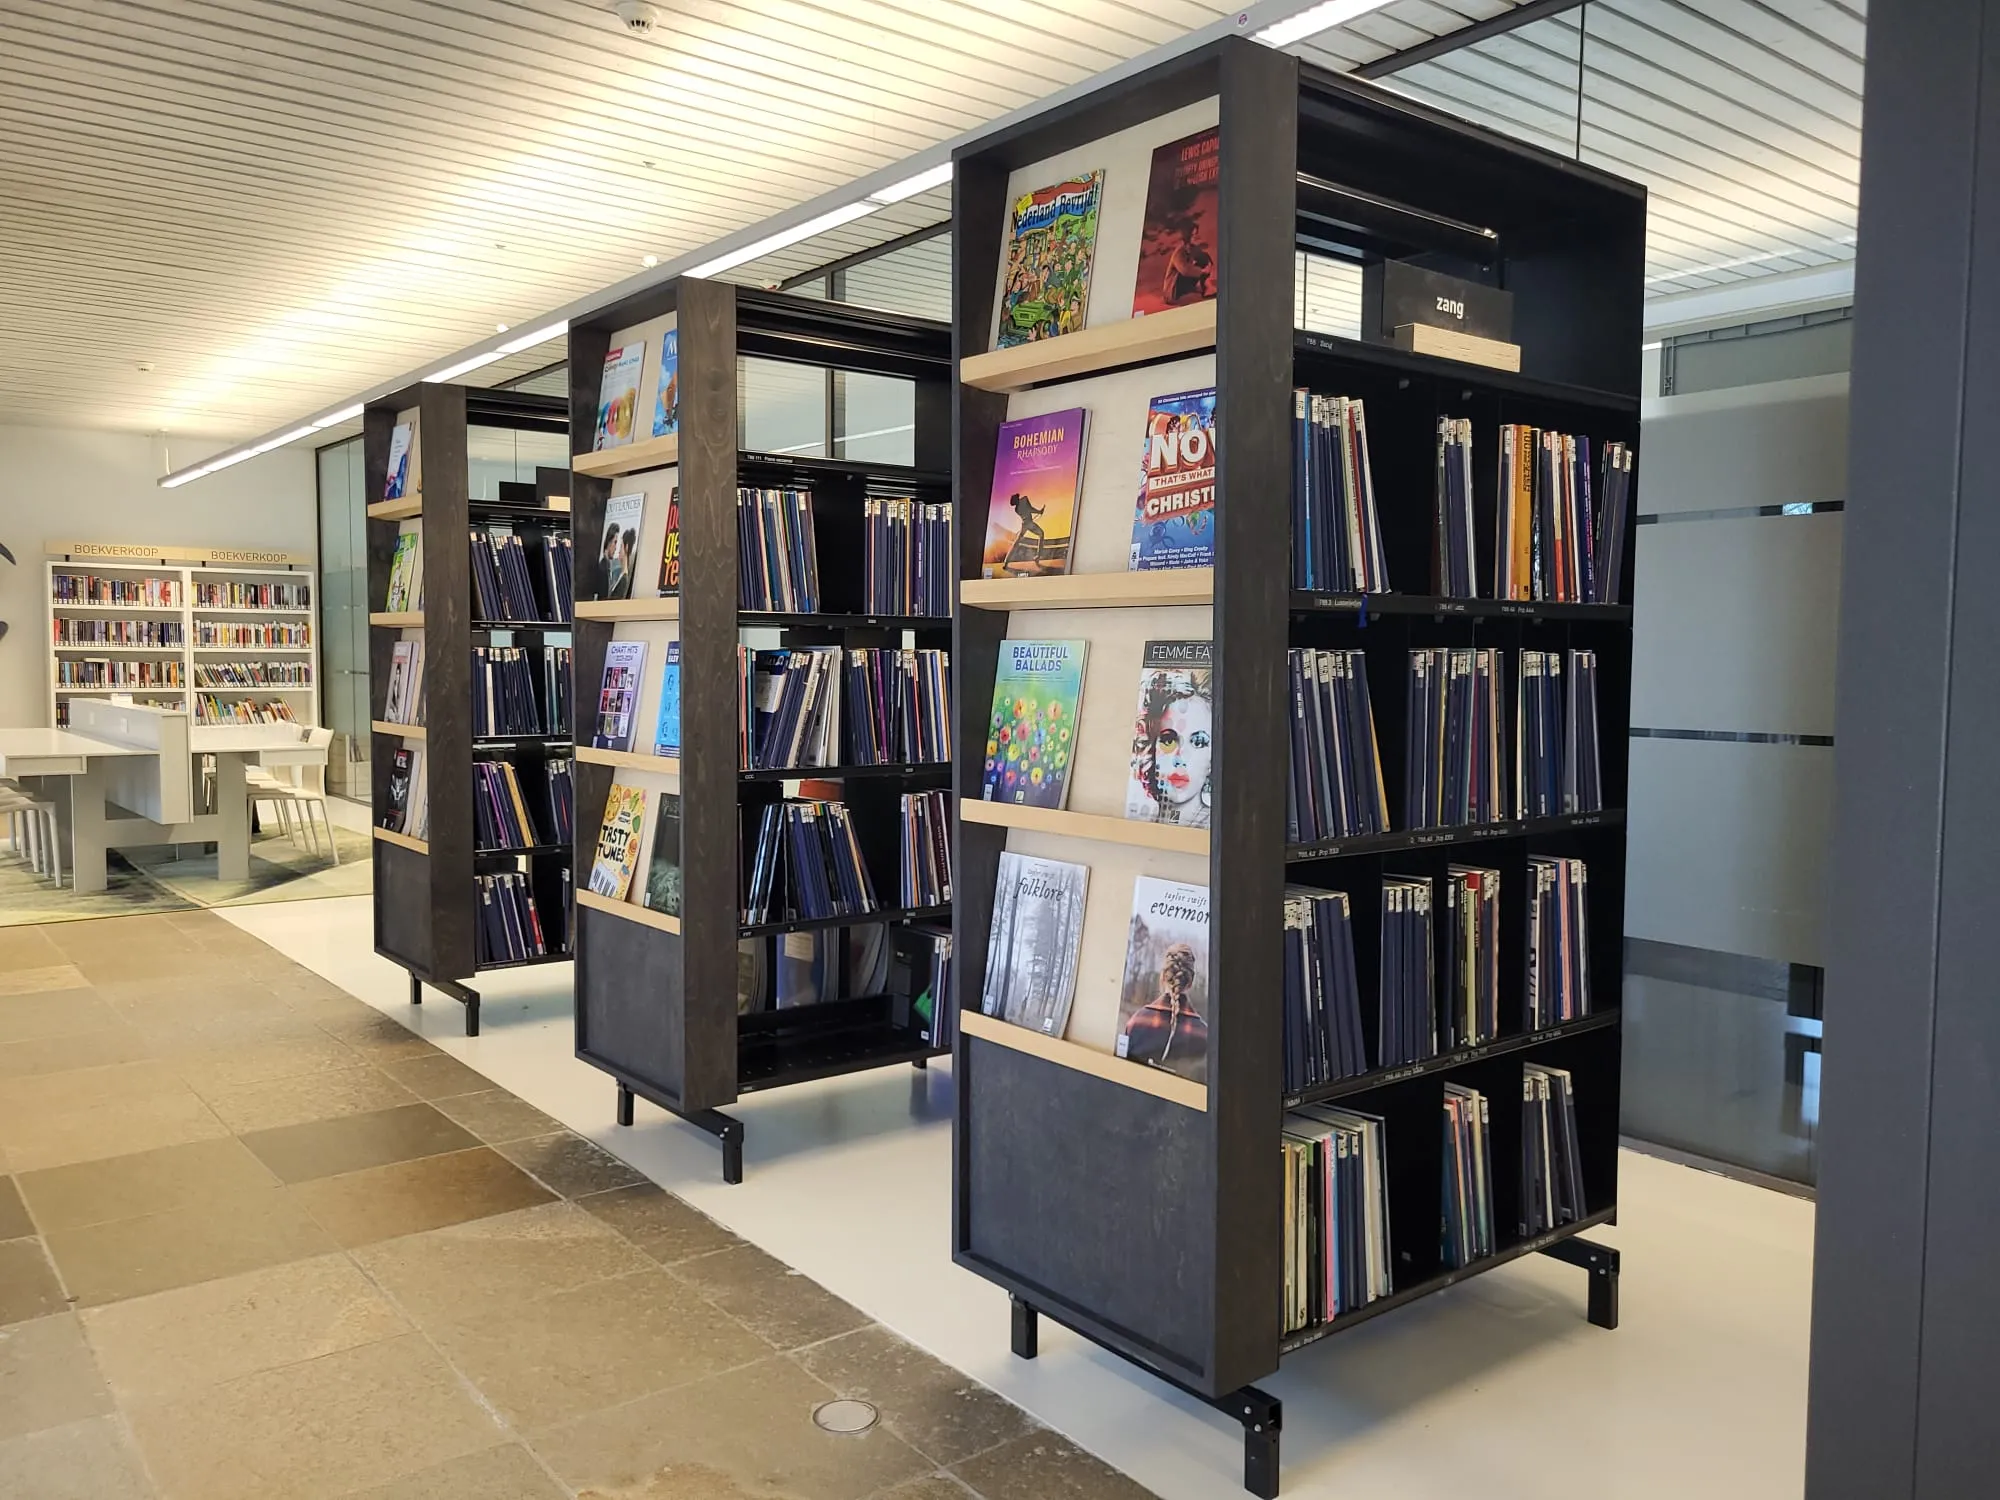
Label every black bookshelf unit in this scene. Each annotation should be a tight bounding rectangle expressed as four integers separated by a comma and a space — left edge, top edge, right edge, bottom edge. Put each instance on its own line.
365, 384, 575, 1036
949, 40, 1643, 1497
567, 279, 955, 1183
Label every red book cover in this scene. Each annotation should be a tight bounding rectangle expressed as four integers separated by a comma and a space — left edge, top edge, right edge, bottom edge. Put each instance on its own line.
1132, 127, 1220, 317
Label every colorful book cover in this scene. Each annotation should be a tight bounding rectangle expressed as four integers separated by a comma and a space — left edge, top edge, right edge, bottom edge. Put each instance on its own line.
1116, 876, 1211, 1084
656, 487, 681, 594
597, 493, 645, 600
1124, 639, 1213, 828
982, 409, 1089, 579
1132, 128, 1220, 317
981, 639, 1087, 809
996, 172, 1105, 348
593, 640, 648, 752
1129, 387, 1218, 572
383, 422, 415, 500
594, 342, 645, 450
652, 329, 679, 439
653, 641, 681, 757
642, 792, 683, 916
980, 852, 1089, 1037
588, 782, 646, 900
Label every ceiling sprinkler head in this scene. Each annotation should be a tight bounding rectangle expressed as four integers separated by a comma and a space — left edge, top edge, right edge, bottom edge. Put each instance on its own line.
612, 0, 658, 34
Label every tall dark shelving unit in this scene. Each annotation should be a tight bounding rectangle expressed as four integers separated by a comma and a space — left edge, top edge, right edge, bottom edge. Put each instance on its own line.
365, 383, 575, 1037
568, 278, 955, 1182
949, 40, 1643, 1496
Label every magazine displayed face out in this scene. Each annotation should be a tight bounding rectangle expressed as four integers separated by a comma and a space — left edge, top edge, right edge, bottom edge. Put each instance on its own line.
1116, 876, 1211, 1084
1124, 640, 1213, 829
997, 172, 1105, 348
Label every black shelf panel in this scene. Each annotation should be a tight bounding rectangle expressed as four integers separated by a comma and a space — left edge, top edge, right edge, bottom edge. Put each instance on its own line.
739, 611, 951, 630
472, 734, 572, 748
1278, 1204, 1618, 1356
738, 1022, 945, 1093
469, 501, 572, 524
474, 844, 573, 858
1290, 591, 1633, 623
738, 762, 951, 782
738, 451, 952, 490
739, 903, 952, 939
1285, 1009, 1620, 1110
1294, 330, 1639, 414
474, 951, 574, 973
1287, 809, 1624, 862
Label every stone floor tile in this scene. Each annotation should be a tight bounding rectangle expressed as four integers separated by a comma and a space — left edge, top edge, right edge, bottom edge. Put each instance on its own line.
353, 1201, 652, 1328
0, 1414, 156, 1500
17, 1137, 279, 1233
172, 1033, 364, 1094
0, 1025, 159, 1082
430, 1087, 563, 1145
0, 1312, 112, 1438
342, 1441, 568, 1500
423, 1266, 769, 1432
193, 1063, 416, 1135
288, 1146, 554, 1249
873, 1476, 980, 1500
537, 1354, 930, 1500
949, 1432, 1161, 1500
43, 1185, 336, 1307
124, 1331, 506, 1500
0, 1237, 69, 1326
669, 1241, 870, 1350
0, 927, 65, 972
80, 1252, 408, 1401
309, 1009, 436, 1060
797, 1324, 1037, 1467
575, 1181, 744, 1265
0, 1176, 31, 1239
0, 964, 89, 998
239, 1101, 479, 1184
2, 1086, 230, 1174
0, 988, 127, 1047
0, 1058, 187, 1132
376, 1051, 493, 1101
497, 1131, 647, 1199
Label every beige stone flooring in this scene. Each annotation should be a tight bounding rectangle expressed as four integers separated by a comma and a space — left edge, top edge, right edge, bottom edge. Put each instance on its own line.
0, 912, 1157, 1500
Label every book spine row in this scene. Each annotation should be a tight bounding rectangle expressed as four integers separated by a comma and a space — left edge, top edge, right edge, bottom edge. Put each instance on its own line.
892, 926, 954, 1049
192, 662, 311, 687
474, 869, 569, 965
741, 798, 880, 926
55, 619, 185, 646
863, 498, 952, 617
1434, 416, 1477, 599
1526, 855, 1590, 1028
471, 757, 571, 852
198, 696, 297, 727
739, 647, 951, 770
1281, 1105, 1393, 1333
471, 646, 570, 738
56, 659, 185, 687
1406, 647, 1504, 830
469, 529, 573, 623
52, 574, 181, 606
738, 487, 820, 614
899, 790, 953, 909
1442, 1082, 1495, 1269
1521, 1062, 1586, 1235
194, 581, 310, 610
1282, 886, 1368, 1093
1291, 392, 1388, 593
194, 622, 309, 647
1496, 428, 1631, 604
1286, 646, 1389, 846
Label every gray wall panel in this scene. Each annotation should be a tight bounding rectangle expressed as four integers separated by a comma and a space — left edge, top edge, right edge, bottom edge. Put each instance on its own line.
1638, 373, 1849, 513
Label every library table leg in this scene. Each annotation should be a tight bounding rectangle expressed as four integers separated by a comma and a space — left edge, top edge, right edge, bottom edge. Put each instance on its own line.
1540, 1235, 1620, 1330
616, 1084, 634, 1127
1228, 1386, 1282, 1499
1010, 1296, 1038, 1360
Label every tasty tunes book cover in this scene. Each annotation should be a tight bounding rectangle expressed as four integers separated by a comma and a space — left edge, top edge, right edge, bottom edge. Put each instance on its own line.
1124, 639, 1213, 829
588, 782, 647, 901
997, 172, 1105, 348
982, 408, 1088, 578
1116, 876, 1211, 1083
1132, 128, 1219, 317
981, 639, 1087, 809
1130, 387, 1217, 571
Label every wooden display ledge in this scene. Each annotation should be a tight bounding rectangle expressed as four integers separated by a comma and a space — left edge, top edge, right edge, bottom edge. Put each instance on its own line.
577, 888, 682, 934
575, 745, 680, 774
959, 301, 1216, 393
572, 432, 680, 479
372, 827, 429, 854
368, 611, 424, 627
961, 568, 1213, 611
574, 597, 681, 621
961, 799, 1209, 855
366, 495, 423, 520
370, 720, 425, 740
960, 1011, 1206, 1112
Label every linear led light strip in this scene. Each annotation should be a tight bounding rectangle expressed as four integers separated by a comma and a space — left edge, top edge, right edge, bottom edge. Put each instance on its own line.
156, 0, 1385, 491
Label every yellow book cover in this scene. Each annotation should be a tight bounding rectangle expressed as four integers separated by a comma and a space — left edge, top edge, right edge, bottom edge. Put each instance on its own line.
588, 782, 646, 901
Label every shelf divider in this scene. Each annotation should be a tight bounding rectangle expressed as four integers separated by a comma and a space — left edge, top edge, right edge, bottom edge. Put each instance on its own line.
960, 301, 1216, 394
962, 799, 1211, 854
572, 430, 681, 478
961, 1011, 1208, 1112
962, 568, 1213, 611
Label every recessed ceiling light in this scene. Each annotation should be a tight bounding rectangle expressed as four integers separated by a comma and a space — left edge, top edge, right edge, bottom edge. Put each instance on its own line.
641, 254, 659, 268
496, 322, 509, 333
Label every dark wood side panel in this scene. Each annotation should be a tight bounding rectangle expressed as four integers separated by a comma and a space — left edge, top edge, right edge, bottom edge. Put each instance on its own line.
575, 906, 689, 1105
373, 840, 434, 972
417, 383, 475, 982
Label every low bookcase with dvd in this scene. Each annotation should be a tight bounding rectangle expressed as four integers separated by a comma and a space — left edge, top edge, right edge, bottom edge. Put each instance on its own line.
949, 38, 1641, 1497
364, 382, 576, 1037
567, 278, 955, 1183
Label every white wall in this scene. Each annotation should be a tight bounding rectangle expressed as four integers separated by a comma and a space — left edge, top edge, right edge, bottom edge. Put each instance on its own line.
0, 426, 317, 728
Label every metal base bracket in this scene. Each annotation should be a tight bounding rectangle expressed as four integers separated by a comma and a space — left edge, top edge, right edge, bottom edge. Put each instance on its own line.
1540, 1234, 1620, 1329
1212, 1386, 1282, 1500
1010, 1295, 1038, 1360
613, 1082, 743, 1183
407, 971, 480, 1036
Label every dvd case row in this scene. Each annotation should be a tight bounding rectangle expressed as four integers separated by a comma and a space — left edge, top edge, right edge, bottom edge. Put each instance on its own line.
474, 869, 569, 965
472, 645, 570, 739
739, 487, 822, 614
470, 528, 573, 624
472, 757, 573, 852
864, 498, 951, 617
738, 646, 950, 770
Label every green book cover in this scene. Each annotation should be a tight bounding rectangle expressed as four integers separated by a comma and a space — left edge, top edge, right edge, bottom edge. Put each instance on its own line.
981, 639, 1087, 810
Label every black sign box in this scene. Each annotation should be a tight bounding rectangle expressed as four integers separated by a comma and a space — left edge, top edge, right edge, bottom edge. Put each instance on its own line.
1361, 260, 1514, 343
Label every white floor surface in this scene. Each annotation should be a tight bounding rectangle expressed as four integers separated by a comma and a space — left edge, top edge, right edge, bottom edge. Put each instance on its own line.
219, 894, 1812, 1500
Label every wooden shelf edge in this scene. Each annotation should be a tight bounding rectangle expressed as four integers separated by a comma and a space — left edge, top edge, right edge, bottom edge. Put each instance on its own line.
368, 612, 424, 627
366, 496, 423, 520
573, 597, 681, 621
372, 827, 429, 854
575, 745, 679, 773
371, 720, 426, 739
960, 301, 1216, 394
572, 432, 681, 478
960, 1010, 1207, 1112
962, 799, 1210, 855
961, 568, 1214, 611
577, 888, 682, 934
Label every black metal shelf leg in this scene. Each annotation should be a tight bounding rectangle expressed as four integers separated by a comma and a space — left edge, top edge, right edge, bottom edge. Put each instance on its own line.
1010, 1295, 1038, 1360
409, 971, 421, 1005
616, 1084, 634, 1127
720, 1118, 744, 1185
1225, 1386, 1282, 1499
1540, 1234, 1620, 1329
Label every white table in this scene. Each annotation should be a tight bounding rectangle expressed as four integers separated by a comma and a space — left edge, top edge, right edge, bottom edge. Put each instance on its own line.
190, 725, 316, 881
0, 728, 154, 893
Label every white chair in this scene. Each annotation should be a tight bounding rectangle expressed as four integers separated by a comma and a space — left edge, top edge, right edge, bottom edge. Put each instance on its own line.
266, 727, 338, 865
0, 781, 62, 886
